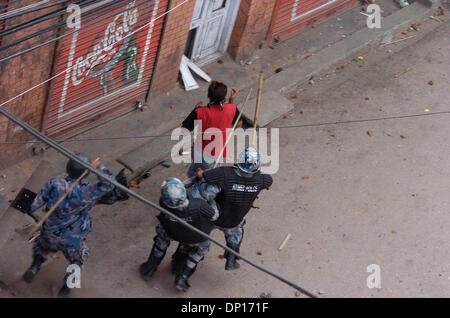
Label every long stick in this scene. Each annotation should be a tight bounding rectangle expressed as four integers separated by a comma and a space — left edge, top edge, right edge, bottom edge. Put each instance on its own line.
381, 35, 416, 47
213, 88, 253, 169
28, 158, 99, 243
278, 233, 292, 251
251, 72, 264, 146
394, 67, 413, 78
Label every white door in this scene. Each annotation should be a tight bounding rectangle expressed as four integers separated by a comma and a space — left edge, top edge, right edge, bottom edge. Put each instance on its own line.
188, 0, 240, 65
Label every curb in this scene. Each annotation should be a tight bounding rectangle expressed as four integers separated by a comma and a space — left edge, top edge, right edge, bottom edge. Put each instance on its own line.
117, 131, 177, 180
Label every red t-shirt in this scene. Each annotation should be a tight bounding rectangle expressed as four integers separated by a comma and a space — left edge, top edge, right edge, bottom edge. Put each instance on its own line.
182, 103, 238, 158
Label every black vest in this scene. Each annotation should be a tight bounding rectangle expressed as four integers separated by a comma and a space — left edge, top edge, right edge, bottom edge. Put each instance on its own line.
157, 198, 214, 244
204, 167, 273, 228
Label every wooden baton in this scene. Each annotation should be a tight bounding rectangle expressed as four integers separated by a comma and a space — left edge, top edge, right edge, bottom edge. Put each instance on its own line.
213, 88, 253, 169
251, 72, 264, 147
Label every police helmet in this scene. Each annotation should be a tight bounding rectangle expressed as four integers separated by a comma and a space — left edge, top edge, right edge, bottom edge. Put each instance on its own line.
161, 177, 187, 208
66, 153, 91, 179
237, 147, 261, 174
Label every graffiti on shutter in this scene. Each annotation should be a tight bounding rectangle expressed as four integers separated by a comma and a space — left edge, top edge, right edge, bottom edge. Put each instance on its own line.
45, 0, 168, 137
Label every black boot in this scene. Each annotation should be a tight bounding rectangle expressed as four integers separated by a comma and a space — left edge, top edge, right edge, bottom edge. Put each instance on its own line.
225, 228, 244, 270
174, 265, 196, 292
224, 240, 242, 271
224, 249, 240, 271
58, 283, 71, 297
171, 245, 188, 275
139, 246, 165, 281
23, 255, 46, 283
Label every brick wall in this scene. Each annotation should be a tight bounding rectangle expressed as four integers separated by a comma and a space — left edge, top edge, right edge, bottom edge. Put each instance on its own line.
0, 1, 62, 169
266, 0, 357, 43
228, 0, 277, 61
148, 0, 195, 99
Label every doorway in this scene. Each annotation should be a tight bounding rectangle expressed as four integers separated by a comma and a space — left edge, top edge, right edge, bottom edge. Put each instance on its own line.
185, 0, 241, 65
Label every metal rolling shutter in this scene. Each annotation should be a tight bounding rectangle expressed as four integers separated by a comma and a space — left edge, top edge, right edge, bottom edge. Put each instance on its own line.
44, 0, 169, 137
268, 0, 356, 42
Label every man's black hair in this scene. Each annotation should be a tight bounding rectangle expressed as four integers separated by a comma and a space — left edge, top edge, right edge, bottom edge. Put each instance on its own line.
207, 81, 227, 105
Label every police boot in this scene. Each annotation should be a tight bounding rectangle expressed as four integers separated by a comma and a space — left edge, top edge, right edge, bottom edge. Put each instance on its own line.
224, 250, 240, 270
171, 245, 188, 275
23, 255, 46, 283
139, 246, 165, 281
224, 244, 241, 271
174, 265, 196, 292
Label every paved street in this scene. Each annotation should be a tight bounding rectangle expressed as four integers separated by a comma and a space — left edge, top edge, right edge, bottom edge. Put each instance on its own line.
270, 18, 450, 298
0, 16, 449, 298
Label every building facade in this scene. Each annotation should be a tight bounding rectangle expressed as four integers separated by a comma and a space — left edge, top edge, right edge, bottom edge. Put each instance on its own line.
0, 0, 356, 168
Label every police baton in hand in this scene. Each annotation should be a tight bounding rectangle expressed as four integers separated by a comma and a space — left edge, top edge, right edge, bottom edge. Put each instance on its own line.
213, 88, 253, 169
251, 72, 264, 147
27, 158, 101, 243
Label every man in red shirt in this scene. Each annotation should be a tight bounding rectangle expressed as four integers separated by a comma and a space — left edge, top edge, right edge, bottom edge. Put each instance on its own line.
182, 81, 241, 196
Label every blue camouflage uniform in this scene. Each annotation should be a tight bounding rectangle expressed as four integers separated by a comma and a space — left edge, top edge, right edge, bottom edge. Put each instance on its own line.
153, 178, 219, 270
29, 164, 115, 270
139, 178, 218, 292
152, 223, 212, 271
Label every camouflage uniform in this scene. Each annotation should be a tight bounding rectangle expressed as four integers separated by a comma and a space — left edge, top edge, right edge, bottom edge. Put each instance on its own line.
187, 146, 222, 199
152, 223, 211, 272
195, 179, 244, 248
140, 178, 217, 292
28, 164, 115, 279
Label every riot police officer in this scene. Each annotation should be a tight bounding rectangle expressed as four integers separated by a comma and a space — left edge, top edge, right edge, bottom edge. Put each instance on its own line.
22, 153, 115, 297
195, 147, 273, 270
139, 177, 218, 292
